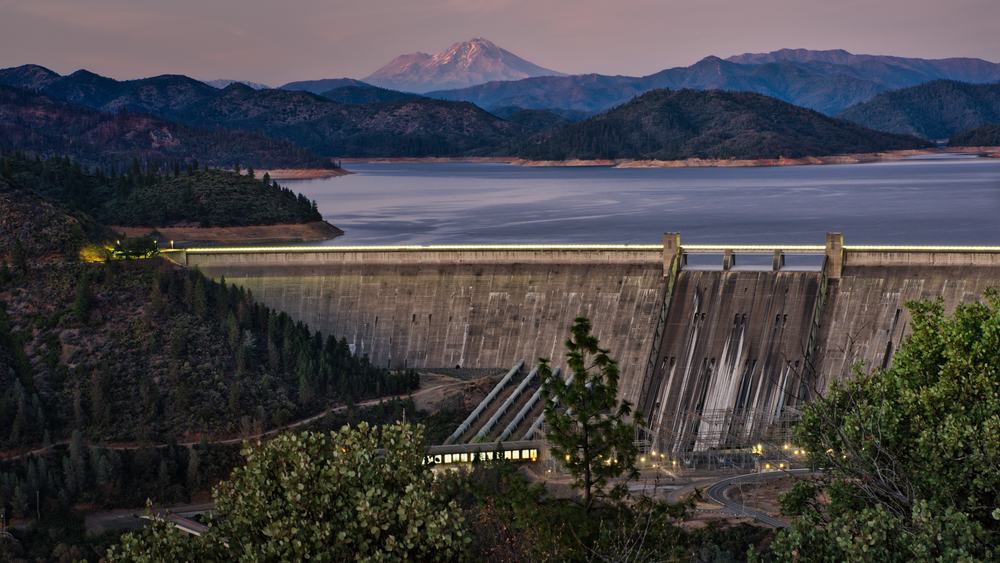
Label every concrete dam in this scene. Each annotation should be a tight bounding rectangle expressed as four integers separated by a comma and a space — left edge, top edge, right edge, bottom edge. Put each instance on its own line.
168, 235, 1000, 452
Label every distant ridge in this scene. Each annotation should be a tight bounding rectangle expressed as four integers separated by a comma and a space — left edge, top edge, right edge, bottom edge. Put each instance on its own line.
726, 48, 1000, 84
838, 80, 1000, 139
280, 77, 369, 95
0, 65, 522, 157
428, 48, 1000, 116
204, 79, 270, 90
364, 38, 564, 93
517, 88, 929, 161
0, 84, 328, 167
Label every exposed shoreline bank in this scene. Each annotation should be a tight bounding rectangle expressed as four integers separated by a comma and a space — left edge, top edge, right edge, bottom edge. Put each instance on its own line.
257, 168, 353, 180
112, 221, 343, 247
336, 147, 1000, 169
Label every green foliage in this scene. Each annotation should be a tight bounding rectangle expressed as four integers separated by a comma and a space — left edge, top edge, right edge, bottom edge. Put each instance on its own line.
540, 317, 639, 512
838, 80, 1000, 139
772, 292, 1000, 561
950, 123, 1000, 147
1, 152, 321, 228
0, 84, 331, 169
446, 459, 768, 561
0, 175, 98, 262
518, 89, 928, 161
73, 272, 92, 323
109, 424, 469, 562
107, 511, 214, 562
0, 259, 413, 450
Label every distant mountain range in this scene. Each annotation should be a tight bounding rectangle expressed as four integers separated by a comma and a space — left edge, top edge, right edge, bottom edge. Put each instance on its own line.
204, 79, 270, 90
0, 84, 327, 167
428, 48, 1000, 116
1, 43, 997, 164
363, 38, 564, 93
518, 89, 928, 161
838, 80, 1000, 139
0, 65, 522, 158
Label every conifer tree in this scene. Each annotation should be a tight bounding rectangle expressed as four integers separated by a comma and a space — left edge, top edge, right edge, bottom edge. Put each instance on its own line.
540, 317, 639, 513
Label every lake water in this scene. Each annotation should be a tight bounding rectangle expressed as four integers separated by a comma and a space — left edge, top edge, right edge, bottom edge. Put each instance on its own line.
286, 155, 1000, 245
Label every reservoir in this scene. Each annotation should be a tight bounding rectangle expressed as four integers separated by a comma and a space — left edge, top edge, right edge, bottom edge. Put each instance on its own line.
287, 155, 1000, 245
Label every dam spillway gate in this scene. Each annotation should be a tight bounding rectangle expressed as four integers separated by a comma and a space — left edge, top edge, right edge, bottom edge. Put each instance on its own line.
166, 236, 1000, 453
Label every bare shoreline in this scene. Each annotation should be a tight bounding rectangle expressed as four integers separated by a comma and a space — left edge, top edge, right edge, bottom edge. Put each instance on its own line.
257, 168, 353, 180
113, 221, 343, 247
336, 147, 1000, 169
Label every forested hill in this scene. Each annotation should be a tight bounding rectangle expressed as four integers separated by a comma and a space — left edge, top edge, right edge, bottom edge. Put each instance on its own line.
2, 152, 321, 228
0, 66, 522, 158
950, 124, 1000, 147
0, 176, 414, 454
0, 85, 331, 168
837, 80, 1000, 139
516, 89, 929, 161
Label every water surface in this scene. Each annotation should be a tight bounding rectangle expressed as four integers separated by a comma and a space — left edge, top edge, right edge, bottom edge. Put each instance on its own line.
287, 156, 1000, 245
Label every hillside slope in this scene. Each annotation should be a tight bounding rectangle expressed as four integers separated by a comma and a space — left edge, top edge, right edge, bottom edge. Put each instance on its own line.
0, 174, 410, 452
838, 80, 1000, 139
517, 89, 929, 161
949, 124, 1000, 147
0, 66, 521, 157
0, 85, 331, 168
2, 152, 323, 228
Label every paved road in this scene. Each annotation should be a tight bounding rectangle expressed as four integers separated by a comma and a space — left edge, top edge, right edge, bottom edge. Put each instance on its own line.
84, 502, 215, 534
704, 468, 815, 528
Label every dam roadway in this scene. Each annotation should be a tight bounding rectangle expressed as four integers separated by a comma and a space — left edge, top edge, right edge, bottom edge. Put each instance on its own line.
165, 236, 1000, 452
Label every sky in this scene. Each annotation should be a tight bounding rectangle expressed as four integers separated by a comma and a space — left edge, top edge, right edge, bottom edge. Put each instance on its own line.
1, 0, 998, 85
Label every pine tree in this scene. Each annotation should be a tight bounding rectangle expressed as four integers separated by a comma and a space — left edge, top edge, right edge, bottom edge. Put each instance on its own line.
540, 317, 639, 514
11, 239, 27, 274
186, 447, 201, 493
74, 273, 92, 323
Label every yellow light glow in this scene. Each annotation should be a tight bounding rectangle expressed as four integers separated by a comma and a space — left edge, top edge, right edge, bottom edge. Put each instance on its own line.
174, 243, 664, 254
164, 243, 1000, 261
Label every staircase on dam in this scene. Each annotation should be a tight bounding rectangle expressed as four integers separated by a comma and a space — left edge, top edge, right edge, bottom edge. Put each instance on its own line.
168, 235, 1000, 455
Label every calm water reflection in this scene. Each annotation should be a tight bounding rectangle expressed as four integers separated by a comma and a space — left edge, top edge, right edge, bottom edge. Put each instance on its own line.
286, 156, 1000, 245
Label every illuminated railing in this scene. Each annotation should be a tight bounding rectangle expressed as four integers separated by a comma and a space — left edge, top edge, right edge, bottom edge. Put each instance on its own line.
161, 242, 1000, 257
163, 244, 663, 254
683, 245, 825, 254
843, 245, 1000, 252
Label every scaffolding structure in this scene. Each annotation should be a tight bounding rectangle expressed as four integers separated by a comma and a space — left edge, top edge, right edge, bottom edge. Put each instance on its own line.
650, 407, 800, 453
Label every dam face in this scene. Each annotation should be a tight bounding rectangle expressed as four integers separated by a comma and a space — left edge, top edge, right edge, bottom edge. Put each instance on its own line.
171, 238, 1000, 452
180, 247, 664, 383
640, 269, 821, 452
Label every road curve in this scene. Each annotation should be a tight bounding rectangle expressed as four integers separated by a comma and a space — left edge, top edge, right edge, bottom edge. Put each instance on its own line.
705, 468, 815, 528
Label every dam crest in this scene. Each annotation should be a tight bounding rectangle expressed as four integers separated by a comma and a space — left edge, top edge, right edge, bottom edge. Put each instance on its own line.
165, 235, 1000, 452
